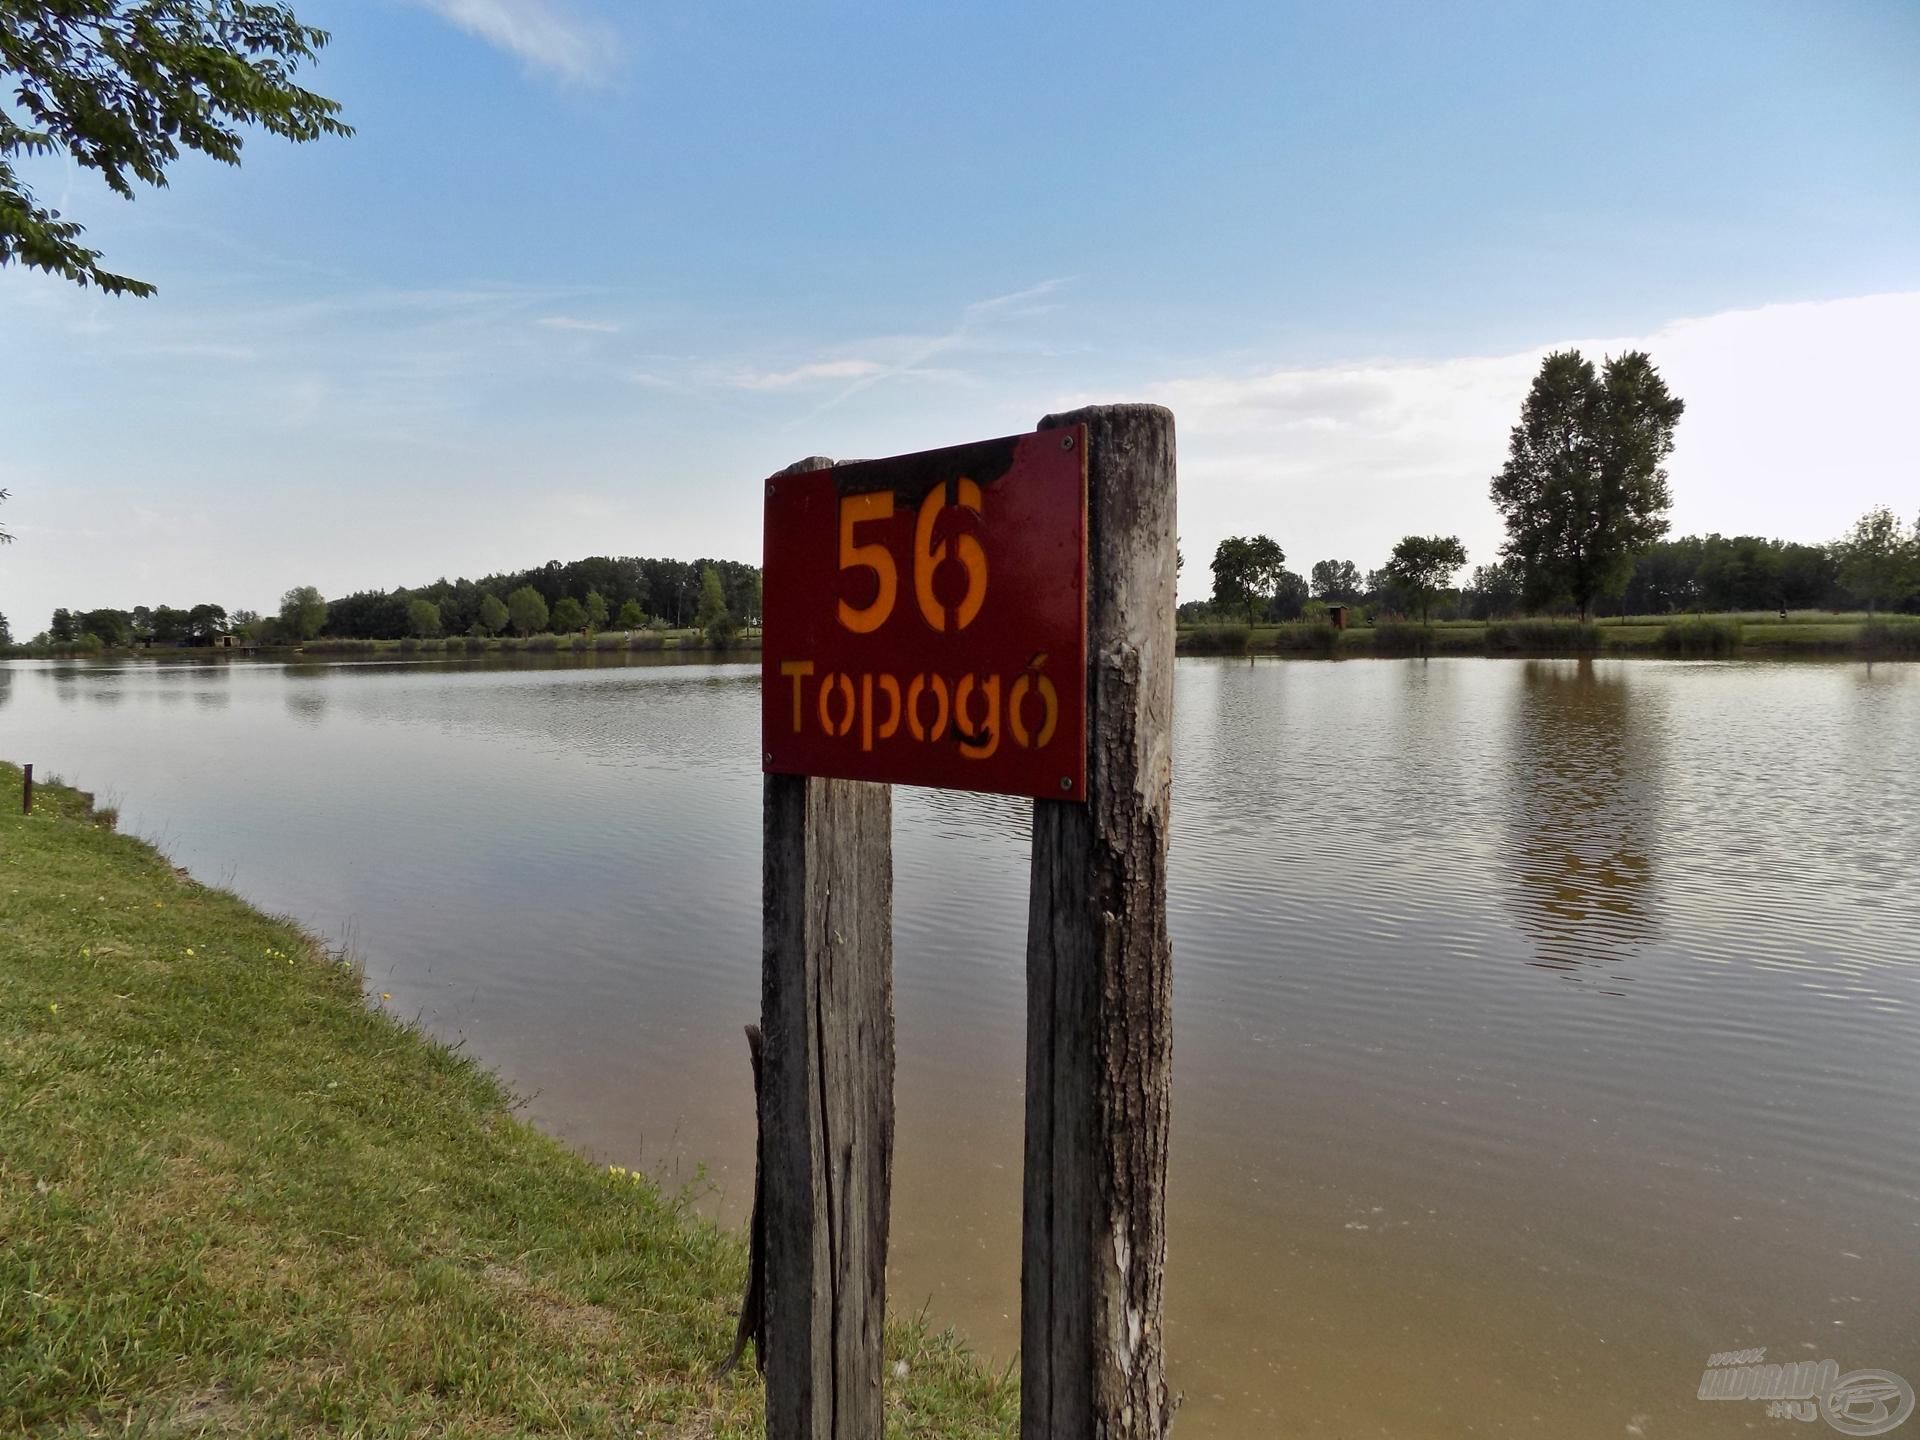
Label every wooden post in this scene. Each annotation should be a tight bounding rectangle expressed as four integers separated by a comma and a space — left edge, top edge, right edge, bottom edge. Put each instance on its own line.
21, 764, 32, 815
1022, 405, 1176, 1440
761, 456, 896, 1440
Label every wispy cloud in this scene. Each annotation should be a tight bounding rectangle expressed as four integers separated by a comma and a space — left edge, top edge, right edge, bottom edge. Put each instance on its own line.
537, 315, 621, 334
409, 0, 617, 84
779, 277, 1077, 419
732, 358, 888, 390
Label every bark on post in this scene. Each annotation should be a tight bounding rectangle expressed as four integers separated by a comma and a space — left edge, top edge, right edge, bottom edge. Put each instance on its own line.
1022, 405, 1176, 1440
761, 455, 896, 1440
715, 1024, 768, 1381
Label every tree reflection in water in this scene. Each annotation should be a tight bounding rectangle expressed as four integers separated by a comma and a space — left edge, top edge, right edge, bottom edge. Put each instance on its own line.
1503, 659, 1664, 991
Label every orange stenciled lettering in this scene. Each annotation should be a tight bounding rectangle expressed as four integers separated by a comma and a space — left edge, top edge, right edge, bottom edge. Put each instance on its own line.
817, 671, 855, 737
780, 660, 815, 734
1009, 673, 1059, 749
906, 673, 950, 742
837, 492, 898, 634
913, 479, 988, 632
955, 674, 1001, 760
875, 674, 902, 739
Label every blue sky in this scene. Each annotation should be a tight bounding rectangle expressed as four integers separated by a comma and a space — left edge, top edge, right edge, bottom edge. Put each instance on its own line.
3, 0, 1917, 631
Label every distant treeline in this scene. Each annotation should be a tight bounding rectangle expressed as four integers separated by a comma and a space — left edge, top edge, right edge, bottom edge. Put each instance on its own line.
15, 555, 762, 652
318, 556, 760, 641
1180, 531, 1919, 627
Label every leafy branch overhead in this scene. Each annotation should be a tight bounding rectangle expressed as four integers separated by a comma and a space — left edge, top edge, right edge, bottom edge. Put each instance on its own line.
0, 0, 351, 296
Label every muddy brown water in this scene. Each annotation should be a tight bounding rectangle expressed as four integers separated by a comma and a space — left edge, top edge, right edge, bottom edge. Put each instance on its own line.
5, 653, 1916, 1436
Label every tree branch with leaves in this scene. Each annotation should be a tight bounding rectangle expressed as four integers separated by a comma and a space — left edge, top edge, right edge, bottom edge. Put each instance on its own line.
2, 0, 351, 296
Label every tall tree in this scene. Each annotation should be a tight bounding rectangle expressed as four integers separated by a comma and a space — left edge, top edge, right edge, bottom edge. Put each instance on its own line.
279, 585, 326, 640
2, 0, 350, 297
1382, 535, 1468, 624
551, 595, 587, 632
1490, 350, 1684, 622
506, 585, 548, 636
1210, 535, 1286, 626
584, 589, 609, 631
1834, 506, 1917, 615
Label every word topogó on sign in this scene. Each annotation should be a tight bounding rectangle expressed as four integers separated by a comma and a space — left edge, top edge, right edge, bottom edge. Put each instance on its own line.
761, 428, 1089, 801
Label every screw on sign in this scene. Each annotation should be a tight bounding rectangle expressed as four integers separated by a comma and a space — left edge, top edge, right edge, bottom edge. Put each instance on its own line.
761, 427, 1089, 801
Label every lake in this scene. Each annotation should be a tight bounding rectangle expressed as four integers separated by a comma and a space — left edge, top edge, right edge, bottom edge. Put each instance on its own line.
3, 652, 1916, 1436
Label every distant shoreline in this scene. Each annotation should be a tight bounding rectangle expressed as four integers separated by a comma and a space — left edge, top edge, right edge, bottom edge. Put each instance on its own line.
2, 627, 764, 661
1174, 614, 1920, 659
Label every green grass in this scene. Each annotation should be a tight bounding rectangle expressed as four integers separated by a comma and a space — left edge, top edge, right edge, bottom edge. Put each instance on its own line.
1181, 623, 1251, 655
1485, 619, 1600, 654
0, 763, 1014, 1439
1267, 622, 1339, 656
1858, 620, 1920, 656
1174, 611, 1919, 659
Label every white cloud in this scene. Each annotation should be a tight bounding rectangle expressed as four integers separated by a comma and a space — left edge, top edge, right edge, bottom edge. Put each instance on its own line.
1100, 292, 1920, 597
410, 0, 616, 84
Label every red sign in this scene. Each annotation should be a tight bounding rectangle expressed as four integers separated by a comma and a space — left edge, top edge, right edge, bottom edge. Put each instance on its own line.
762, 428, 1088, 801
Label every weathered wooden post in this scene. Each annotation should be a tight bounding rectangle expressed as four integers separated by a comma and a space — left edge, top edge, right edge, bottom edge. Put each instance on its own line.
21, 763, 32, 815
760, 456, 896, 1440
1023, 404, 1176, 1440
757, 416, 1172, 1440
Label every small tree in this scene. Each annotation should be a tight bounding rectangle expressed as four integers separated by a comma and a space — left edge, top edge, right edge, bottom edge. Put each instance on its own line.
49, 607, 76, 643
506, 585, 549, 636
695, 565, 736, 648
406, 597, 441, 638
1490, 349, 1684, 622
1834, 506, 1916, 616
477, 592, 509, 636
1382, 536, 1468, 624
616, 598, 645, 629
584, 589, 609, 631
551, 595, 588, 632
279, 585, 326, 640
1210, 535, 1286, 626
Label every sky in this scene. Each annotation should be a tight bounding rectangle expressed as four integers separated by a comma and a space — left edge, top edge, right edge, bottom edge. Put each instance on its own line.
3, 0, 1917, 632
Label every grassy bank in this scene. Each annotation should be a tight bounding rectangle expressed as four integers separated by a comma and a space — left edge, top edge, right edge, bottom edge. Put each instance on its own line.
1174, 614, 1920, 659
0, 764, 1011, 1438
